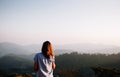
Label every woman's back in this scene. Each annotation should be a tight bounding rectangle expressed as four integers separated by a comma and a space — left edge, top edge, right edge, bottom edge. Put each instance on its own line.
34, 52, 54, 77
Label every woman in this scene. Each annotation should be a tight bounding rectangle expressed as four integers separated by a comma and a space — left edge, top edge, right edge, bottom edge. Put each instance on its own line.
34, 41, 56, 77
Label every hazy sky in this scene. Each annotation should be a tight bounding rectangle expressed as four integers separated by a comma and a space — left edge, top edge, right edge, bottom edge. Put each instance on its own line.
0, 0, 120, 45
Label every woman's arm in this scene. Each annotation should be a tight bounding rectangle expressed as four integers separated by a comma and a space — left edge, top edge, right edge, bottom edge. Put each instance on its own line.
34, 61, 38, 71
52, 62, 56, 70
50, 55, 56, 70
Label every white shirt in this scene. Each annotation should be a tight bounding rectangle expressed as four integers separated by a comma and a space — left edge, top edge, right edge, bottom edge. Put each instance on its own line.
34, 52, 55, 77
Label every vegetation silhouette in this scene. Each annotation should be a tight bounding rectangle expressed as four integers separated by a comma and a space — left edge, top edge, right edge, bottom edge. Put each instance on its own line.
0, 52, 120, 77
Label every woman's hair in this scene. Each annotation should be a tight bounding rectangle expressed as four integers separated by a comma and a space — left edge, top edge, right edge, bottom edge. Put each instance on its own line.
41, 41, 54, 59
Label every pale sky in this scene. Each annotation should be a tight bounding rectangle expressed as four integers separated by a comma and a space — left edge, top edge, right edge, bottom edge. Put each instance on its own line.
0, 0, 120, 46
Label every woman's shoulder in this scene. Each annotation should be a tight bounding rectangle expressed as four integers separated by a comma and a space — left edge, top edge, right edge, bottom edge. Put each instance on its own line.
35, 52, 42, 56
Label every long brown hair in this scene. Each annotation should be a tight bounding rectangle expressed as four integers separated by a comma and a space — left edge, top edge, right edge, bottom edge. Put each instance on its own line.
41, 41, 54, 59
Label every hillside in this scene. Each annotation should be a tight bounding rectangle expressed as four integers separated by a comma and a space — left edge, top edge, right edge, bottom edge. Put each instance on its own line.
0, 54, 33, 76
0, 52, 120, 77
55, 52, 120, 77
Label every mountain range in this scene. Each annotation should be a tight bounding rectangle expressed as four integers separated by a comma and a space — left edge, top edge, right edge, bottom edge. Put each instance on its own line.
0, 42, 120, 57
0, 42, 120, 77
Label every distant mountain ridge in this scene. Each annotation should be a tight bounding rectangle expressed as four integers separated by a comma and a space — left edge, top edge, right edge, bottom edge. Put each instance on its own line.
0, 42, 120, 57
0, 42, 33, 57
54, 43, 120, 54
